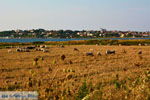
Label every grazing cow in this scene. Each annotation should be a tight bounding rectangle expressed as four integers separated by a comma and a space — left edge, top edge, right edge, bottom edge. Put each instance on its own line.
26, 46, 36, 49
40, 45, 44, 48
106, 50, 115, 55
16, 48, 30, 52
40, 45, 47, 48
138, 44, 142, 46
37, 48, 49, 52
86, 52, 94, 56
144, 43, 148, 46
16, 48, 22, 52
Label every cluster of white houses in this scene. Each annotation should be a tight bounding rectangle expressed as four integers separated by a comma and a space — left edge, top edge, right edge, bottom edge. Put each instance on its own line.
0, 29, 150, 38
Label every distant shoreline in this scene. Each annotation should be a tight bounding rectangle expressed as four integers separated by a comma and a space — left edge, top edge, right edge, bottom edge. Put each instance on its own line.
0, 39, 150, 47
0, 37, 150, 43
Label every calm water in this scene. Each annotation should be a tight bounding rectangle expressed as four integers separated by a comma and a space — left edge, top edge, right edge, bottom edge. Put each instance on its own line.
0, 38, 150, 43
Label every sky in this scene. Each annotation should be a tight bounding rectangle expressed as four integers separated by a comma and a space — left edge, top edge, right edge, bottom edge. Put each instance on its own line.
0, 0, 150, 31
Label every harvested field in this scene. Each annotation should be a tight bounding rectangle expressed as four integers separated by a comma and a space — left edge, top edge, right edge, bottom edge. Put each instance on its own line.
0, 45, 149, 100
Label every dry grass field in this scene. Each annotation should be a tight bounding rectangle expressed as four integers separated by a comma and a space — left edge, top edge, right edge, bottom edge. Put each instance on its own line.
0, 45, 149, 100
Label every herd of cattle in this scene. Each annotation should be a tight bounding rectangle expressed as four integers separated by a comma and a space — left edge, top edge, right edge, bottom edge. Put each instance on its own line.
85, 50, 116, 56
6, 45, 142, 57
15, 45, 116, 56
16, 45, 49, 53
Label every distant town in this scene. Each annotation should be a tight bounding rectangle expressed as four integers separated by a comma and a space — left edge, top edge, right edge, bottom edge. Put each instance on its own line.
0, 28, 150, 39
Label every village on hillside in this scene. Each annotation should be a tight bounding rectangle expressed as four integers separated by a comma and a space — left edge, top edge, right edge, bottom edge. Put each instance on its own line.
0, 28, 150, 39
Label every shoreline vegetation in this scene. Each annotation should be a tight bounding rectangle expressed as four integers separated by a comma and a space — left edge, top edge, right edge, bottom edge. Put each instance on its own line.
0, 39, 150, 47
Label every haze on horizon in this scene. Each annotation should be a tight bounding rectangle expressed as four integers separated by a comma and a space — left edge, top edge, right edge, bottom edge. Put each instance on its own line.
0, 0, 150, 31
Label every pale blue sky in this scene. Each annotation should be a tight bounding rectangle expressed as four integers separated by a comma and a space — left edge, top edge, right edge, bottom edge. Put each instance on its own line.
0, 0, 150, 31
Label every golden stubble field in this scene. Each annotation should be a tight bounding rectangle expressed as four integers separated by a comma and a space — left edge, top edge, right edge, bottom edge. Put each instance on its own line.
0, 45, 149, 100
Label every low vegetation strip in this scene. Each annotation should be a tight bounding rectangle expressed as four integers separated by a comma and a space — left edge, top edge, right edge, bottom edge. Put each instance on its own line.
0, 39, 150, 48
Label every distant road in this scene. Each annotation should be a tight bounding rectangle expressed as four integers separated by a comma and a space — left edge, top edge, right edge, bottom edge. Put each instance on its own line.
0, 38, 150, 43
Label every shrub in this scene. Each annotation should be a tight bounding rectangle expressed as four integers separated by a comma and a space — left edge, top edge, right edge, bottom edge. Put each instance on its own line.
76, 80, 89, 100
